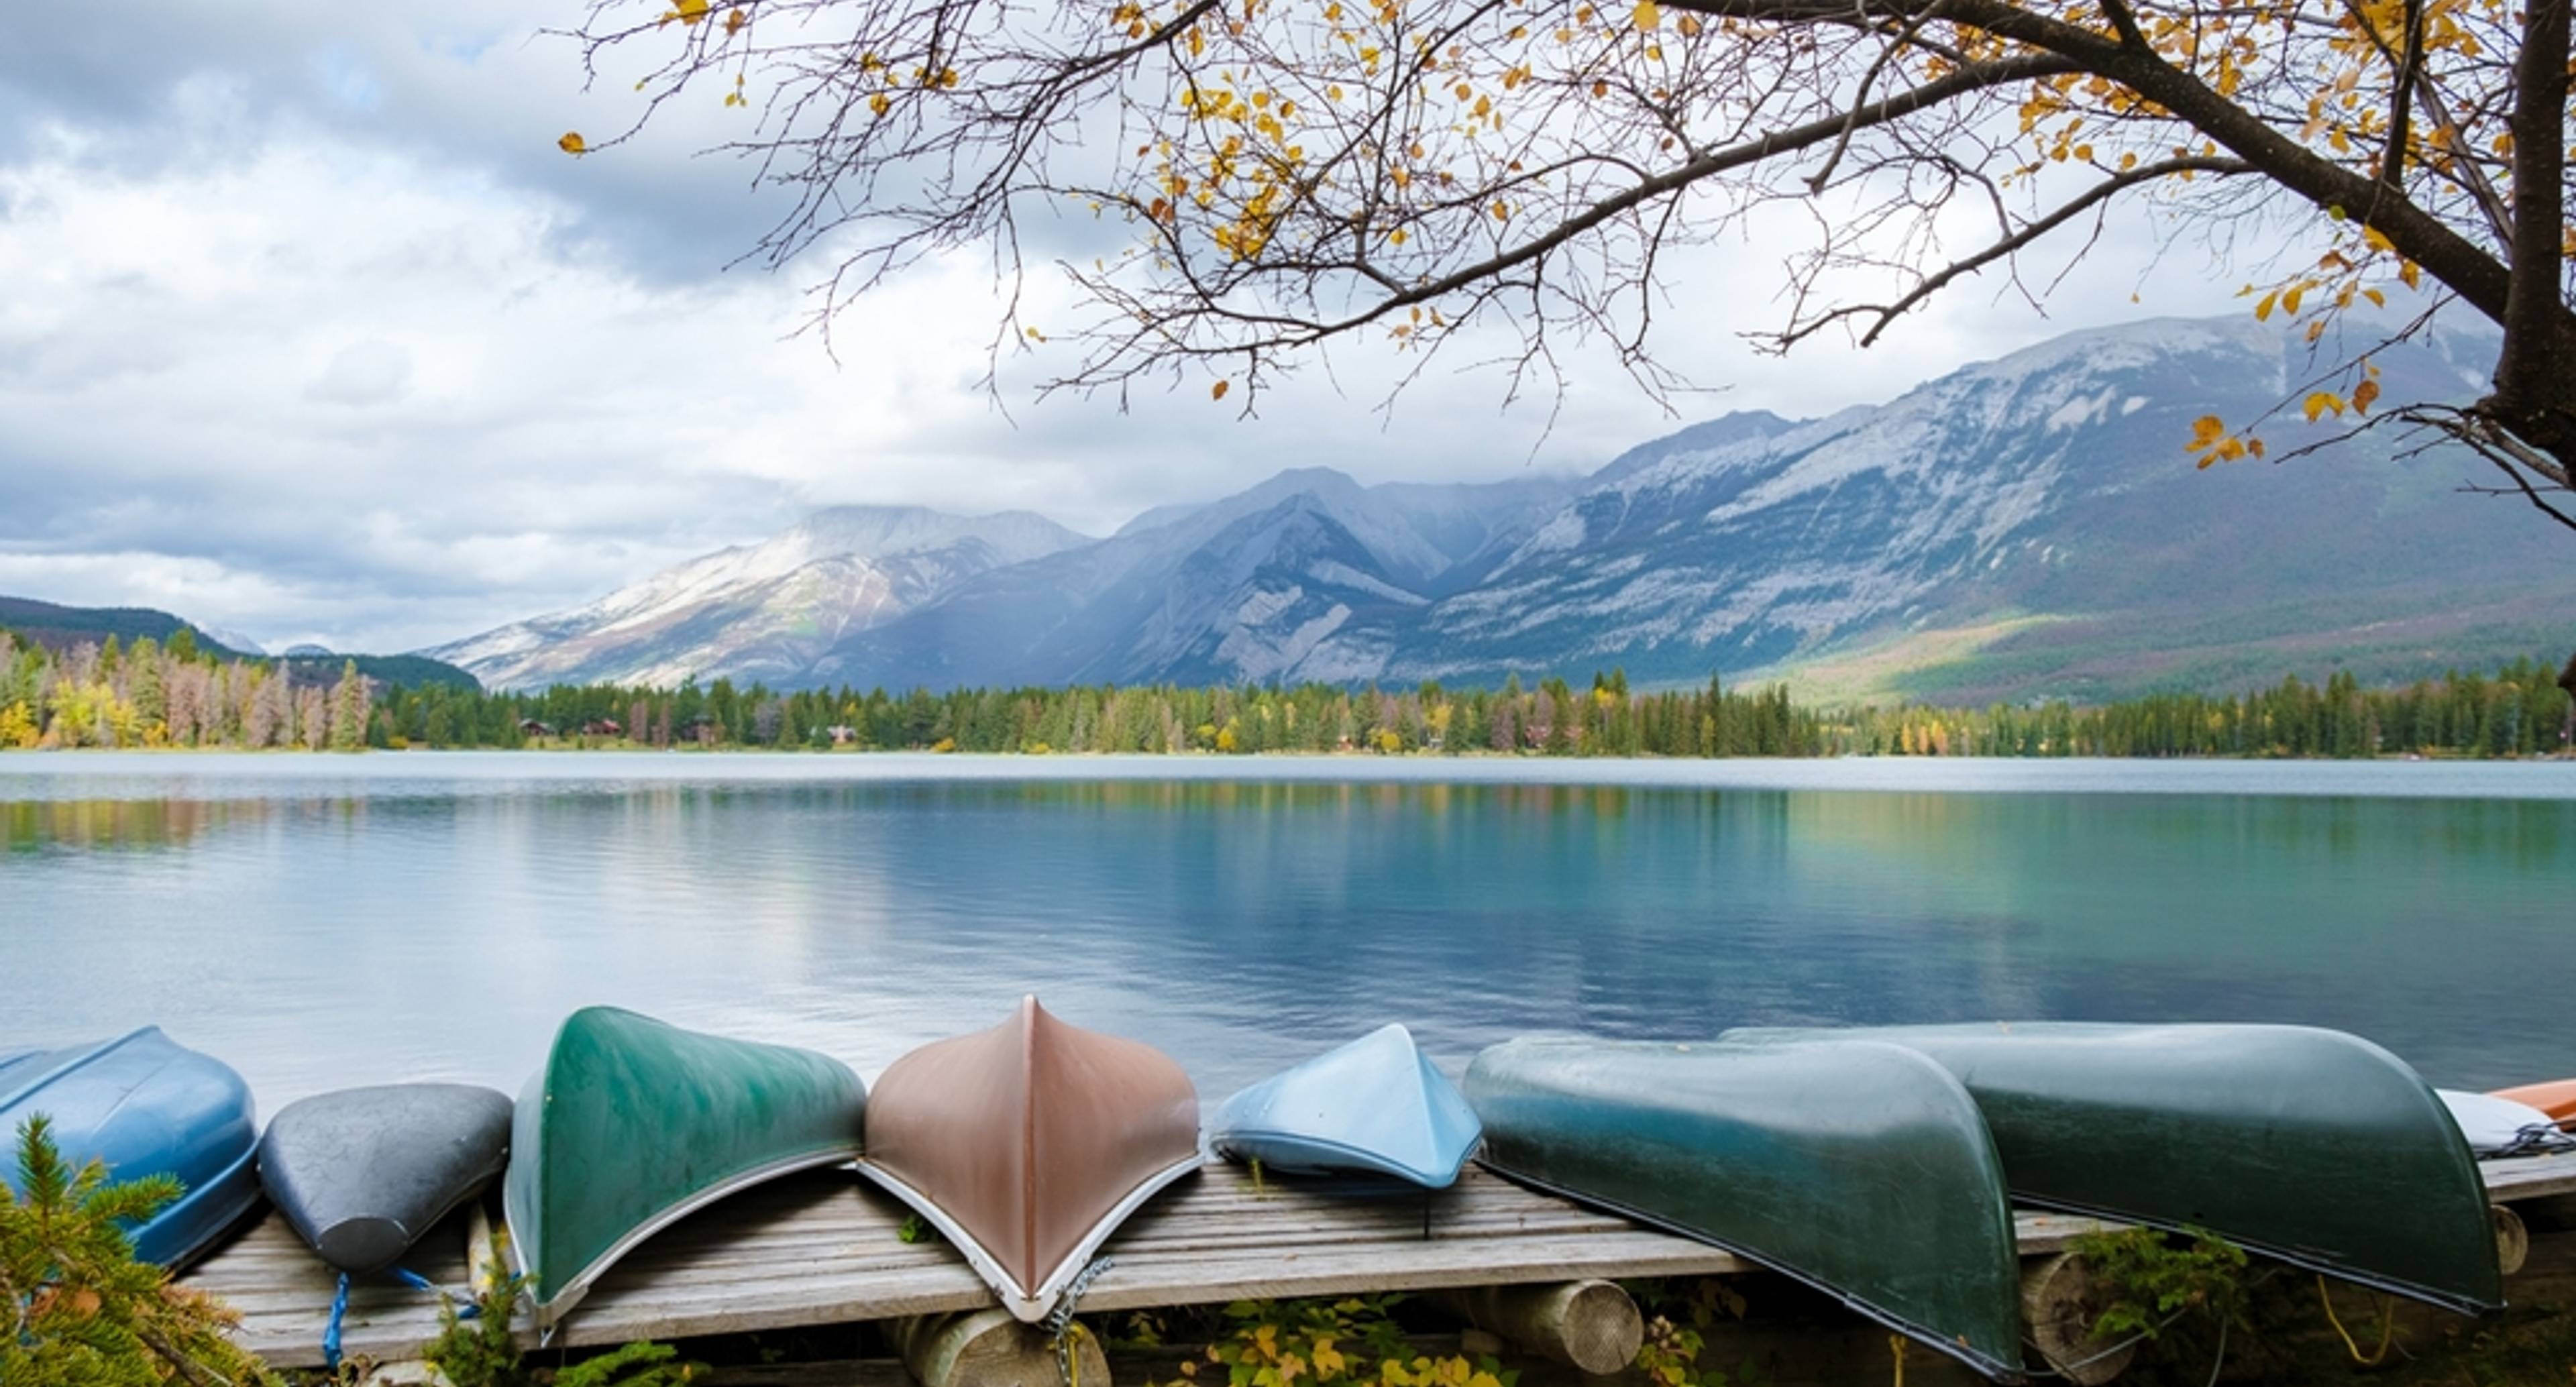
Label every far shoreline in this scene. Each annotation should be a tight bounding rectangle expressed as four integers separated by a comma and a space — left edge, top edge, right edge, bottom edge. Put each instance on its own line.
6, 747, 2575, 802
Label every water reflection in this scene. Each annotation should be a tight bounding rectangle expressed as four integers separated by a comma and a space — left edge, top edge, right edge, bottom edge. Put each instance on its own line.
1, 773, 2568, 1109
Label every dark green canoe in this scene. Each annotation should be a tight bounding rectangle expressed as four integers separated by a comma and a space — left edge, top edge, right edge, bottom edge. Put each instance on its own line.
1465, 1037, 2024, 1379
1725, 1023, 2503, 1315
506, 1007, 866, 1327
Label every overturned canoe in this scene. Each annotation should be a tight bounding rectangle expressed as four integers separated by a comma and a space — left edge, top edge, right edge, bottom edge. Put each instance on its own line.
1726, 1022, 2504, 1314
1212, 1024, 1481, 1188
0, 1027, 260, 1268
2491, 1078, 2576, 1124
258, 1083, 513, 1274
1464, 1037, 2023, 1379
506, 1007, 866, 1328
857, 997, 1200, 1322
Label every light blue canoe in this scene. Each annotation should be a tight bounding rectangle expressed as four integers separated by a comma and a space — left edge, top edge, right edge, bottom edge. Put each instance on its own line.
1210, 1024, 1481, 1187
0, 1027, 262, 1267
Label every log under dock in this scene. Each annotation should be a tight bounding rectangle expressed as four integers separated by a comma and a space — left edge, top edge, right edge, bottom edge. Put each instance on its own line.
185, 1152, 2576, 1371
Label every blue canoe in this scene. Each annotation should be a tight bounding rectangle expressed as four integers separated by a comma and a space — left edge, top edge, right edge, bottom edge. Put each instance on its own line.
0, 1027, 262, 1267
1211, 1024, 1483, 1188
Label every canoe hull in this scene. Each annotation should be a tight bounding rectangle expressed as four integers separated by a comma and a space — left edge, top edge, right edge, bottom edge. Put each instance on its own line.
1212, 1024, 1481, 1188
1465, 1037, 2025, 1380
859, 997, 1201, 1321
258, 1083, 513, 1274
0, 1028, 260, 1268
2492, 1078, 2576, 1124
506, 1007, 866, 1327
1727, 1023, 2504, 1314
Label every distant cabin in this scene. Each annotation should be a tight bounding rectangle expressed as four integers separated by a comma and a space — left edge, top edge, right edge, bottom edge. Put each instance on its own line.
581, 718, 624, 737
826, 724, 858, 746
519, 718, 557, 737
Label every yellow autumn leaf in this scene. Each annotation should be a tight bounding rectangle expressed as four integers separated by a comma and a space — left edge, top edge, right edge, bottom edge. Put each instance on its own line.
2254, 289, 2277, 321
2352, 378, 2381, 412
1633, 0, 1661, 27
675, 0, 708, 23
2190, 414, 2226, 443
869, 92, 892, 116
557, 131, 588, 155
1212, 380, 1232, 400
2302, 391, 2344, 422
725, 7, 746, 32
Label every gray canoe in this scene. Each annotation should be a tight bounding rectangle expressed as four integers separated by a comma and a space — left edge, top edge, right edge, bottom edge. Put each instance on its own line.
257, 1083, 514, 1274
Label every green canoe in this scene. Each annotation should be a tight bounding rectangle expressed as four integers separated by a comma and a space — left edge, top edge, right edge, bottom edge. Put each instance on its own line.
1465, 1037, 2025, 1379
1725, 1023, 2504, 1314
506, 1007, 867, 1328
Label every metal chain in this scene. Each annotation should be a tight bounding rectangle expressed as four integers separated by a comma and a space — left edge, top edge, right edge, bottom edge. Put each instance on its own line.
1049, 1257, 1116, 1387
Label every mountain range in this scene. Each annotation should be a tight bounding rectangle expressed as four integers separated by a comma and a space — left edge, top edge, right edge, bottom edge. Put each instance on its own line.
421, 313, 2575, 704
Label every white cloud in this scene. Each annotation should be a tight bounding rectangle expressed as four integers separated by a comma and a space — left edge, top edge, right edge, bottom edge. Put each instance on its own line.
0, 1, 2314, 655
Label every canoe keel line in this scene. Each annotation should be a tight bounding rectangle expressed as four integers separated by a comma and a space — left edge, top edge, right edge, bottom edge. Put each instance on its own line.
856, 997, 1202, 1323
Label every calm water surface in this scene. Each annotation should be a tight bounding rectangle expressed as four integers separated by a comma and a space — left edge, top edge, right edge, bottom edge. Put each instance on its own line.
4, 752, 2572, 1107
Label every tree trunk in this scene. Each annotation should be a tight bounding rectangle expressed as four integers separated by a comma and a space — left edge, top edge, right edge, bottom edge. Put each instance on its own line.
2558, 651, 2575, 751
2486, 0, 2576, 478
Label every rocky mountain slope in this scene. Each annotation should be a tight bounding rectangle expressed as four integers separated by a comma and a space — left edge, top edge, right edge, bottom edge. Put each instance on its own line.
421, 506, 1091, 688
426, 315, 2573, 702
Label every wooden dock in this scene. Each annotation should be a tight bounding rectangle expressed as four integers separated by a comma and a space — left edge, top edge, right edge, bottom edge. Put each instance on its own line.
186, 1152, 2576, 1370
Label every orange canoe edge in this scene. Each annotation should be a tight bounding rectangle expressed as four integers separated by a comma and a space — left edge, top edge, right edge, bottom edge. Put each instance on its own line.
2490, 1078, 2576, 1122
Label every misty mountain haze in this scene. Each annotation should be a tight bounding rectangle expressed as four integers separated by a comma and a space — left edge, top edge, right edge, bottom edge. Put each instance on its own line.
420, 313, 2573, 703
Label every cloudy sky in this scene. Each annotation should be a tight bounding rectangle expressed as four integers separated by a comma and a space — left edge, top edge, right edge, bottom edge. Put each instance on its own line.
5, 1, 2279, 653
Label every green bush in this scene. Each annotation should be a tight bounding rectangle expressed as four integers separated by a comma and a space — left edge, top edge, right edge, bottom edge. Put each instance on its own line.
0, 1114, 280, 1387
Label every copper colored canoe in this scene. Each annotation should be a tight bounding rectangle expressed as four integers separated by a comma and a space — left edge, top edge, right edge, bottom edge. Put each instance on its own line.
856, 997, 1201, 1321
2491, 1078, 2576, 1123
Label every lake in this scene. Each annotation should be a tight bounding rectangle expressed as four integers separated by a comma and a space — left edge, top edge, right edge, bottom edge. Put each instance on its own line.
4, 752, 2573, 1109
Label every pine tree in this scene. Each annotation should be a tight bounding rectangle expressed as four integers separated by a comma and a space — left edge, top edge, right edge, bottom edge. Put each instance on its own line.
0, 1116, 278, 1387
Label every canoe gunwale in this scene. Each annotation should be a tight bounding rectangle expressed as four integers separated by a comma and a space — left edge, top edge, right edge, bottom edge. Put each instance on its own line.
160, 1142, 268, 1273
1472, 1157, 2026, 1383
2002, 1191, 2498, 1317
513, 1142, 863, 1330
1209, 1131, 1479, 1189
853, 1152, 1205, 1323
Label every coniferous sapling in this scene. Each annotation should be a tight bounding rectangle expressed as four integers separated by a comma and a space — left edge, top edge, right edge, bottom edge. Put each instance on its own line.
0, 1114, 277, 1387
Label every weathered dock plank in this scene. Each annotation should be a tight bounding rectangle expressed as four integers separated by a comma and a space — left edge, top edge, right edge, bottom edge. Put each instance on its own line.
187, 1152, 2576, 1369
